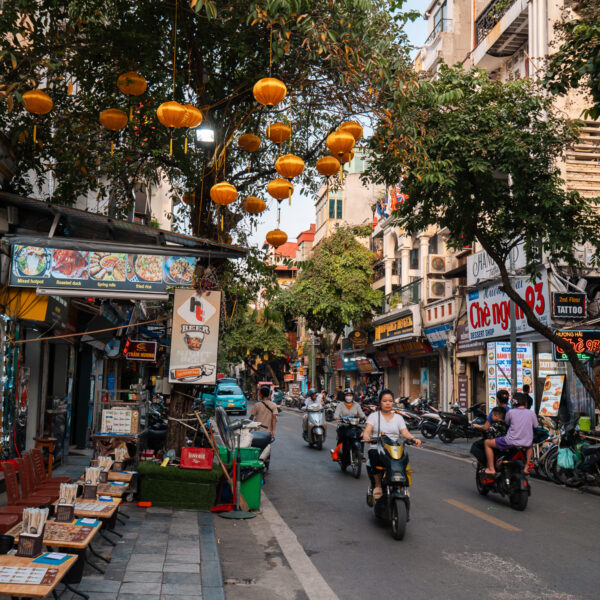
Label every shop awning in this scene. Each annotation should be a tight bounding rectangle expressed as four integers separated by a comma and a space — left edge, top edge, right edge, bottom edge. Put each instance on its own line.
0, 192, 247, 259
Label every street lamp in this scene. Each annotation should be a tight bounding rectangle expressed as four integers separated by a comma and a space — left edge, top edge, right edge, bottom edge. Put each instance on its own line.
196, 126, 215, 144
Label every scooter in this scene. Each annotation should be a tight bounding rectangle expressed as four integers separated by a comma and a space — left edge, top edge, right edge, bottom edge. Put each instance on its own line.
366, 436, 416, 540
302, 405, 327, 450
438, 402, 487, 443
324, 399, 338, 422
475, 440, 531, 511
335, 416, 365, 478
555, 421, 600, 487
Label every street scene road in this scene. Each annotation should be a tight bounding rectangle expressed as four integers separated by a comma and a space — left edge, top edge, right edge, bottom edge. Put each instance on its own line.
220, 407, 599, 600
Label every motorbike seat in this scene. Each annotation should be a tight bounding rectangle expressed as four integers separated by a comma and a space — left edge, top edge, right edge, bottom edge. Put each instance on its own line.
582, 445, 600, 457
251, 430, 271, 450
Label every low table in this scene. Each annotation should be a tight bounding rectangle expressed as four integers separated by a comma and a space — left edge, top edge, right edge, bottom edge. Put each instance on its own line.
0, 552, 77, 599
107, 471, 135, 483
75, 480, 129, 498
72, 498, 123, 548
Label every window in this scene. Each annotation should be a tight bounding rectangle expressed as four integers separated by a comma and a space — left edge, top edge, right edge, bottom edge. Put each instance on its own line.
336, 199, 343, 219
329, 198, 335, 219
409, 248, 419, 270
433, 2, 447, 35
428, 235, 438, 255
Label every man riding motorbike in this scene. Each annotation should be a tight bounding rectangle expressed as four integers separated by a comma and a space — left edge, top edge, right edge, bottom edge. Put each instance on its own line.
363, 389, 421, 500
470, 389, 510, 465
303, 389, 322, 431
330, 389, 365, 460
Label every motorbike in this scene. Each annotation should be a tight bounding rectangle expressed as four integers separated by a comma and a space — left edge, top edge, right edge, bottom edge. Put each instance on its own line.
474, 427, 531, 511
395, 408, 422, 431
555, 421, 600, 487
438, 402, 487, 443
147, 394, 169, 451
302, 404, 327, 450
324, 399, 338, 422
419, 404, 443, 438
336, 416, 365, 478
366, 436, 417, 540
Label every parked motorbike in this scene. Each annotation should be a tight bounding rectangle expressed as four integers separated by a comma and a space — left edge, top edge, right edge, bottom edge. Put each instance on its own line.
474, 433, 531, 511
147, 394, 169, 451
366, 436, 417, 540
336, 416, 365, 478
420, 404, 443, 438
438, 402, 487, 443
324, 399, 338, 422
395, 408, 422, 432
302, 405, 327, 450
555, 421, 600, 487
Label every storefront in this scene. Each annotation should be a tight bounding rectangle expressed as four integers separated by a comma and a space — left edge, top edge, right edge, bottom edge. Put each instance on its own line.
454, 322, 486, 410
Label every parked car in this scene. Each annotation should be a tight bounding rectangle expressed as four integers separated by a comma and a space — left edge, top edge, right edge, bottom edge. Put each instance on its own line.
202, 379, 247, 415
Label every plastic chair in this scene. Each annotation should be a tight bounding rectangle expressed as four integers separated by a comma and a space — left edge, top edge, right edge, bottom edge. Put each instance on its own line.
30, 448, 71, 484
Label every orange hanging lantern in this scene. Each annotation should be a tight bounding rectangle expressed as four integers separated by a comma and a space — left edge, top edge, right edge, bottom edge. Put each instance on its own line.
99, 108, 128, 131
242, 196, 267, 215
253, 77, 287, 107
267, 178, 293, 203
275, 154, 305, 179
326, 130, 355, 181
238, 133, 261, 152
266, 122, 291, 145
22, 89, 53, 144
157, 101, 187, 155
338, 120, 363, 142
316, 156, 340, 177
339, 149, 355, 164
181, 105, 203, 153
117, 71, 147, 96
210, 182, 238, 206
266, 228, 288, 249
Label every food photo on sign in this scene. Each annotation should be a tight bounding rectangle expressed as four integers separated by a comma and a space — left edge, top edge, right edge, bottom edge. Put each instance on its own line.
168, 289, 221, 384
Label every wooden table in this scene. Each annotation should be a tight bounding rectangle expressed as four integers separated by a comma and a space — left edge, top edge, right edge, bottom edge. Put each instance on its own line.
6, 519, 102, 551
72, 498, 121, 520
107, 471, 135, 483
0, 552, 77, 598
75, 481, 128, 497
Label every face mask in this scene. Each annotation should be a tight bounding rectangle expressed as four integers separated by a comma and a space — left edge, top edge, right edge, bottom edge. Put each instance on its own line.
345, 397, 354, 403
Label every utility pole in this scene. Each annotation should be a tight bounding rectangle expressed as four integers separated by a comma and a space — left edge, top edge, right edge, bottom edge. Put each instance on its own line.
311, 333, 318, 390
509, 246, 517, 398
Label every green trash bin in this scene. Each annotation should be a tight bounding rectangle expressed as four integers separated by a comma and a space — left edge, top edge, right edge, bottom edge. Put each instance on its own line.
579, 416, 592, 432
240, 459, 264, 510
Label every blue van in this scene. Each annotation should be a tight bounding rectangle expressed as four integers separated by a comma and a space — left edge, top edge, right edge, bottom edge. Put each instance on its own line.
201, 379, 247, 415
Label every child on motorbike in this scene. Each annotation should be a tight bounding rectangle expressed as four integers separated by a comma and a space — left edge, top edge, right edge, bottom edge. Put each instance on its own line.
484, 392, 538, 475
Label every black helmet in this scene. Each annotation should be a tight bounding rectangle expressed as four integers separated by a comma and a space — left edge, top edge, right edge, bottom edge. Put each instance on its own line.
307, 389, 317, 397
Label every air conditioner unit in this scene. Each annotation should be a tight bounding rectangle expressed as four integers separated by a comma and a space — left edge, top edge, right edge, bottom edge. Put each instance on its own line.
428, 255, 446, 275
428, 280, 450, 300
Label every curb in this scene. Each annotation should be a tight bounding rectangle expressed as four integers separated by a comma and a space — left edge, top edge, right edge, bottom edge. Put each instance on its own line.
198, 511, 226, 600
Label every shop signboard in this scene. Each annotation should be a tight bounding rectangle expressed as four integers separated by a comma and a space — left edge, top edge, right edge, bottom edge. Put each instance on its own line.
553, 330, 600, 361
374, 352, 395, 368
168, 289, 221, 384
537, 352, 567, 378
10, 245, 196, 293
349, 330, 368, 347
424, 324, 452, 349
356, 358, 377, 373
457, 375, 468, 410
539, 375, 565, 417
374, 312, 413, 342
284, 374, 294, 382
551, 292, 586, 319
123, 339, 157, 361
486, 341, 534, 406
466, 270, 550, 341
456, 323, 485, 355
388, 339, 432, 357
467, 243, 526, 286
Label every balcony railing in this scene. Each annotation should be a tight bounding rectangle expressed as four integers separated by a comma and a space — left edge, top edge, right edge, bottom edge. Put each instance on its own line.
373, 260, 399, 283
424, 19, 452, 46
380, 278, 422, 313
476, 0, 516, 45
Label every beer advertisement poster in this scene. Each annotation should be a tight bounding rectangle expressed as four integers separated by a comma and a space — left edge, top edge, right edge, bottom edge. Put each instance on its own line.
169, 289, 221, 384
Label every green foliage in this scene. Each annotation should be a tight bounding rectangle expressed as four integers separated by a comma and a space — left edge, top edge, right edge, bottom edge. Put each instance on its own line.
367, 65, 600, 274
545, 1, 600, 120
0, 0, 414, 238
280, 226, 382, 336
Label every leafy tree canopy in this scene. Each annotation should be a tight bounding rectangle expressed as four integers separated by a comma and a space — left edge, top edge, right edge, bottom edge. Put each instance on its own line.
0, 0, 416, 239
367, 64, 600, 404
279, 225, 382, 340
545, 0, 600, 120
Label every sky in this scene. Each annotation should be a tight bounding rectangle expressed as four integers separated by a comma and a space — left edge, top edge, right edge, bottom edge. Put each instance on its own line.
248, 1, 427, 249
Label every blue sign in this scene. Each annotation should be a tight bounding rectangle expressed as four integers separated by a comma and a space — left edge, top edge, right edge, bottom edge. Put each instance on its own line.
107, 373, 115, 391
424, 324, 452, 349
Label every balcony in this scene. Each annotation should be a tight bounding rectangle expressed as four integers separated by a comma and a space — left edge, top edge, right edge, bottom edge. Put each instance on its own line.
424, 19, 452, 47
473, 0, 528, 68
380, 278, 422, 313
372, 260, 399, 290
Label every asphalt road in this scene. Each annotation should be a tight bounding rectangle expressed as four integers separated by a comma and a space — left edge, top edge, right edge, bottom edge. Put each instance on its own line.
263, 407, 599, 600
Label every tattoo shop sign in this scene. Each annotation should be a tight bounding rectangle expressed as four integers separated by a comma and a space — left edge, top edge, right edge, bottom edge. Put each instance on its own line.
466, 270, 550, 341
169, 289, 221, 384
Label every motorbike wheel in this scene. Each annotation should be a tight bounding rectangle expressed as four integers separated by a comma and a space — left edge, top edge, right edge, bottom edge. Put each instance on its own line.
543, 446, 561, 484
421, 421, 438, 439
509, 490, 529, 511
391, 499, 408, 540
475, 470, 489, 496
339, 457, 348, 472
315, 437, 323, 451
351, 446, 362, 479
438, 426, 455, 444
556, 467, 584, 488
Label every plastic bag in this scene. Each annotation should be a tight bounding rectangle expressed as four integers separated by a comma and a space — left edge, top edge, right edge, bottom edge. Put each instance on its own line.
557, 448, 576, 470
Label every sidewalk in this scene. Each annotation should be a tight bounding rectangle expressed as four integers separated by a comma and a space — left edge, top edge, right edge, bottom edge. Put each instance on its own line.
0, 451, 226, 600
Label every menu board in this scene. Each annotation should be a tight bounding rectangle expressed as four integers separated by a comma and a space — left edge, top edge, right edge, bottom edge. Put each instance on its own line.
486, 341, 534, 407
10, 245, 196, 293
539, 375, 565, 417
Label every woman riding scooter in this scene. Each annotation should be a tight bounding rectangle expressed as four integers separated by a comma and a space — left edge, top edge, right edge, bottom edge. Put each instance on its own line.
363, 389, 421, 500
330, 389, 365, 460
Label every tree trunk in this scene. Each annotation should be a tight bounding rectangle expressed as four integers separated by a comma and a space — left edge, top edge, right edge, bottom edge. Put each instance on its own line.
330, 332, 342, 393
165, 386, 193, 456
477, 236, 600, 409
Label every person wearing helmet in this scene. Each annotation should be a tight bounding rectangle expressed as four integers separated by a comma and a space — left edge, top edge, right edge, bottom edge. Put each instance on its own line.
303, 389, 322, 433
331, 389, 365, 460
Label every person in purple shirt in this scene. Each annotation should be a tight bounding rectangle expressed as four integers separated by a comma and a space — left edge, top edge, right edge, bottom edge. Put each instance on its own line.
484, 392, 538, 475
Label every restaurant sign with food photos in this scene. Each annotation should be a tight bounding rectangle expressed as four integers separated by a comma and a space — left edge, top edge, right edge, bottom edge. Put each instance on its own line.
10, 245, 196, 293
169, 289, 221, 384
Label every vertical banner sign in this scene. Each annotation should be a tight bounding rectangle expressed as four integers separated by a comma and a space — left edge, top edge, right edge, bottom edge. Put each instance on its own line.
457, 375, 468, 410
539, 375, 565, 417
486, 341, 534, 407
169, 289, 221, 384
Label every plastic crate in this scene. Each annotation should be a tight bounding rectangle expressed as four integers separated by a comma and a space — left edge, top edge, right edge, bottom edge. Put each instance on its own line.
180, 447, 214, 470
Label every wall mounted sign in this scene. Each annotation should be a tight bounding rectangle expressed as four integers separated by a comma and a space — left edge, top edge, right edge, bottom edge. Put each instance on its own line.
123, 339, 157, 362
374, 313, 413, 342
455, 323, 485, 355
553, 330, 600, 361
424, 324, 452, 349
486, 341, 534, 406
10, 245, 195, 293
551, 292, 586, 319
466, 270, 550, 341
349, 330, 368, 347
169, 289, 221, 384
466, 243, 526, 286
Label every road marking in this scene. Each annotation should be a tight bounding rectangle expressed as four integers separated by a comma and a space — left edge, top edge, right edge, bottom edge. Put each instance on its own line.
444, 498, 521, 532
282, 425, 293, 431
261, 493, 339, 600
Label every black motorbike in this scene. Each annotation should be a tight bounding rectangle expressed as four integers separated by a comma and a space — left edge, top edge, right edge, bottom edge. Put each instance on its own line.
555, 421, 600, 487
366, 436, 416, 540
474, 423, 530, 511
147, 395, 169, 451
336, 416, 365, 479
438, 402, 487, 443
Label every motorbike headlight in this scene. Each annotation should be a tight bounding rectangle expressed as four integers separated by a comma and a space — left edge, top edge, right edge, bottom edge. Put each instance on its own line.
391, 473, 405, 483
